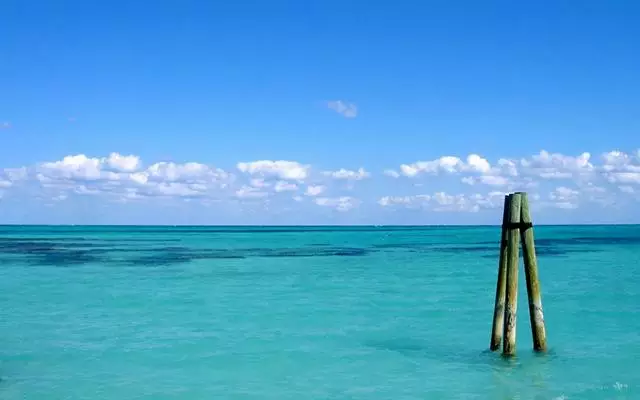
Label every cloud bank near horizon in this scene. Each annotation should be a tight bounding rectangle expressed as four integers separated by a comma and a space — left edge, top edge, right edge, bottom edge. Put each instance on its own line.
0, 149, 639, 224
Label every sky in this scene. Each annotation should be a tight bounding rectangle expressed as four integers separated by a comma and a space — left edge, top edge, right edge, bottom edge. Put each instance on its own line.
1, 0, 639, 225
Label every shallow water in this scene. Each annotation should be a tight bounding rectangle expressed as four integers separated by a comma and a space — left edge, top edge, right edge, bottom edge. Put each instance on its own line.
1, 225, 638, 399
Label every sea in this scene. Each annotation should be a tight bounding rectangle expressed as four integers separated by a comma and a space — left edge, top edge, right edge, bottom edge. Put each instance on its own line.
0, 225, 638, 399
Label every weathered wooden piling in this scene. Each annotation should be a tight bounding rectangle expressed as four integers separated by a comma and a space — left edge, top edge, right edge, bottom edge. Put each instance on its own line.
489, 191, 548, 356
489, 195, 511, 351
519, 193, 547, 352
502, 192, 522, 357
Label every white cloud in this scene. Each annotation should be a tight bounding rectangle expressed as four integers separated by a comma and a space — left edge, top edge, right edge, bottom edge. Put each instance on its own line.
384, 169, 401, 178
466, 154, 491, 174
274, 181, 298, 192
1, 122, 11, 129
40, 154, 108, 181
1, 148, 639, 219
9, 153, 233, 202
305, 185, 325, 196
602, 150, 632, 171
324, 167, 370, 180
105, 153, 140, 172
469, 192, 508, 209
619, 185, 635, 194
497, 159, 519, 177
388, 149, 639, 191
549, 186, 579, 201
521, 150, 593, 179
250, 178, 270, 188
144, 161, 228, 183
143, 182, 206, 198
462, 175, 510, 186
75, 185, 101, 195
606, 172, 640, 184
544, 186, 580, 209
432, 192, 479, 212
399, 156, 463, 177
3, 167, 28, 181
326, 100, 357, 118
600, 150, 640, 183
235, 185, 268, 199
378, 195, 430, 208
396, 154, 499, 178
237, 160, 309, 181
314, 196, 360, 212
378, 191, 505, 213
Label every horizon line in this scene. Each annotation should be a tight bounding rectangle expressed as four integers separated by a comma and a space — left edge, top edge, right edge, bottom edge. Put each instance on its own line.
1, 223, 638, 227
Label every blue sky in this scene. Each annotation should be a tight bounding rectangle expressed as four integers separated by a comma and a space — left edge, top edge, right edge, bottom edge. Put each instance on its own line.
1, 0, 639, 224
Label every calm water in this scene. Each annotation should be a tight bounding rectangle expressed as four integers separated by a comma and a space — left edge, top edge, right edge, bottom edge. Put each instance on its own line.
0, 225, 639, 399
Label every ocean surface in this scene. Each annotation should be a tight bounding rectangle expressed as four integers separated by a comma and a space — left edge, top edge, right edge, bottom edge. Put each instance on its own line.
0, 225, 638, 399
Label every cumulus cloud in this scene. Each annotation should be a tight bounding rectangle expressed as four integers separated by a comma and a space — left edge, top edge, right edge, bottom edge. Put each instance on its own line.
378, 194, 430, 208
395, 154, 512, 183
106, 153, 141, 172
1, 148, 639, 220
378, 191, 506, 213
274, 181, 298, 192
235, 185, 268, 199
305, 185, 325, 196
520, 150, 593, 179
544, 186, 580, 209
384, 169, 401, 178
237, 160, 309, 181
549, 186, 579, 201
314, 196, 360, 212
323, 167, 370, 180
326, 100, 357, 118
250, 178, 269, 188
599, 150, 640, 184
461, 175, 510, 187
11, 153, 233, 202
388, 149, 640, 192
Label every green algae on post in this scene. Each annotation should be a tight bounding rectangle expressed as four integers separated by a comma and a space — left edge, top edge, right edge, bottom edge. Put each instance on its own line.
520, 193, 548, 352
502, 192, 522, 357
490, 194, 511, 351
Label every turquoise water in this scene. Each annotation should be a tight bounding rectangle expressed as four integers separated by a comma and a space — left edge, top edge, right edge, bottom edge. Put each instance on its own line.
1, 225, 639, 399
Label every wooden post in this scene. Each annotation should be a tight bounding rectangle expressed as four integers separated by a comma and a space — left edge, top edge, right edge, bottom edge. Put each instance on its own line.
502, 192, 522, 357
490, 195, 511, 351
520, 193, 547, 352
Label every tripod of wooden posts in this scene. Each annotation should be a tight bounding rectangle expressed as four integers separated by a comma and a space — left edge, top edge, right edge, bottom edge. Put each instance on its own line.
490, 192, 547, 357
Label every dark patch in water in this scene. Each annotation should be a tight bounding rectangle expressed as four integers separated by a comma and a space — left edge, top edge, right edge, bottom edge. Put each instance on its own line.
0, 237, 179, 243
124, 245, 371, 266
372, 241, 496, 251
37, 250, 105, 266
536, 236, 640, 246
100, 238, 181, 243
127, 248, 246, 267
0, 238, 119, 266
478, 244, 601, 259
372, 243, 497, 254
258, 247, 369, 258
0, 246, 107, 266
431, 246, 495, 253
